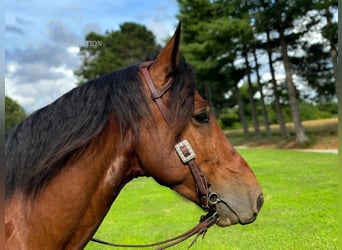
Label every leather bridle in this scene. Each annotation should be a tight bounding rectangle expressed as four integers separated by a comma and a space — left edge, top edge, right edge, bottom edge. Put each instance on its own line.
91, 61, 221, 249
140, 61, 220, 212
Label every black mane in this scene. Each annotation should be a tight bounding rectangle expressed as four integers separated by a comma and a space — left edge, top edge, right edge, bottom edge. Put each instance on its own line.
5, 59, 196, 200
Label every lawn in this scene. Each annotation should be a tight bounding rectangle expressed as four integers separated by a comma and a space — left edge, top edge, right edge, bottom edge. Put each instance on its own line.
86, 149, 338, 249
225, 117, 338, 149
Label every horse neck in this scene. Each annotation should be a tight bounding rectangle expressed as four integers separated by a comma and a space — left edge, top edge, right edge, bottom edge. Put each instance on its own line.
5, 120, 144, 249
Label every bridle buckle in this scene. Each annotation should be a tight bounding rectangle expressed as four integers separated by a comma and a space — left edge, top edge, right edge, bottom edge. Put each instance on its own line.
175, 140, 196, 164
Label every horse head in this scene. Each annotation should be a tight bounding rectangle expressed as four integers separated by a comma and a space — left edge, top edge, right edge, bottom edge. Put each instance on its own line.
136, 23, 263, 227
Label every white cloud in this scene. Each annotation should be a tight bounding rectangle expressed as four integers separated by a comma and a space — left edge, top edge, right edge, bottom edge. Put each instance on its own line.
6, 70, 77, 114
67, 46, 80, 54
147, 20, 177, 45
5, 18, 83, 113
6, 61, 19, 75
5, 0, 179, 114
5, 48, 79, 113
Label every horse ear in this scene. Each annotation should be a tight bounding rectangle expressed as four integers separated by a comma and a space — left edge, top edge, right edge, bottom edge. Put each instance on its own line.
149, 22, 182, 88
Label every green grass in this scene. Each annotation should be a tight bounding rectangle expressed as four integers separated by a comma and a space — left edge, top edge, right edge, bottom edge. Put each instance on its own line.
225, 117, 338, 149
86, 149, 338, 249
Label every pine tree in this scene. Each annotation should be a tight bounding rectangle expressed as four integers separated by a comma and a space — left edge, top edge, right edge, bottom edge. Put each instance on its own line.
75, 23, 160, 84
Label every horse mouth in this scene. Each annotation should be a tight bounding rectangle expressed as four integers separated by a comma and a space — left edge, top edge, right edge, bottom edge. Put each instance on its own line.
215, 210, 257, 227
216, 216, 239, 227
214, 200, 257, 227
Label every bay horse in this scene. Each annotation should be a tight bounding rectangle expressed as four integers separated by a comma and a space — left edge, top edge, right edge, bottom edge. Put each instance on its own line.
5, 23, 263, 249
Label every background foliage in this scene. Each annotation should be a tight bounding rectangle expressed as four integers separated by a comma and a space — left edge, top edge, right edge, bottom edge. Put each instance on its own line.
5, 96, 26, 132
74, 22, 161, 85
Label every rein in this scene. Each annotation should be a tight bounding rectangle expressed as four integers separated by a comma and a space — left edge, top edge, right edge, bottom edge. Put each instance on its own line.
91, 212, 219, 249
91, 61, 221, 249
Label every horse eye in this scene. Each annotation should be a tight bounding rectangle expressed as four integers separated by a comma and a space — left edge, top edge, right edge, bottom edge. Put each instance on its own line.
193, 111, 210, 124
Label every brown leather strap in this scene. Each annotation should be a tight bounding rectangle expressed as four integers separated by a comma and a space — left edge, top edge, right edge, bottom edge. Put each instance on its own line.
187, 160, 210, 210
91, 212, 219, 249
139, 61, 173, 123
140, 62, 212, 211
175, 139, 211, 211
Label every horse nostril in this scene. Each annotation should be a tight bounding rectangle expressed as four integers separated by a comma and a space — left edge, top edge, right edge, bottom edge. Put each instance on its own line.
256, 193, 264, 212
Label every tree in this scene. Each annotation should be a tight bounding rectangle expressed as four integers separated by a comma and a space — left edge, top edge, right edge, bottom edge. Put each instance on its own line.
5, 96, 26, 132
232, 66, 251, 137
320, 0, 338, 99
243, 48, 261, 138
251, 45, 272, 137
265, 29, 289, 138
251, 0, 295, 138
235, 85, 250, 137
313, 0, 338, 100
252, 0, 312, 142
291, 42, 335, 102
274, 0, 311, 143
75, 22, 161, 84
178, 0, 257, 136
178, 0, 335, 140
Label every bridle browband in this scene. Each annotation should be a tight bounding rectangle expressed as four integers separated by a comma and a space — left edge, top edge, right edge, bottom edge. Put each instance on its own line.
91, 61, 221, 249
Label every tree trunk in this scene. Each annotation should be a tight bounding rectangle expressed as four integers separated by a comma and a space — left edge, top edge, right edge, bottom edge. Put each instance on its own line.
266, 30, 289, 138
324, 4, 339, 100
244, 51, 261, 138
252, 45, 272, 138
235, 85, 250, 138
276, 6, 309, 143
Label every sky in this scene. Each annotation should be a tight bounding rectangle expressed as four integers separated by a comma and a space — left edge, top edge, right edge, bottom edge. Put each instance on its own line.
5, 0, 179, 113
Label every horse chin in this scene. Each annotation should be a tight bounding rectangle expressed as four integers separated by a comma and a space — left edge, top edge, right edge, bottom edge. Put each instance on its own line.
216, 216, 239, 227
214, 201, 258, 227
216, 209, 239, 227
215, 203, 239, 227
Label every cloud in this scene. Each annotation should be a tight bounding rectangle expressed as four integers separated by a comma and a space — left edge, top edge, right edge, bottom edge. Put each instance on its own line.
13, 63, 66, 83
82, 22, 103, 36
5, 42, 81, 113
5, 25, 25, 35
147, 20, 177, 44
6, 78, 77, 114
15, 17, 34, 25
4, 20, 99, 113
5, 0, 179, 113
5, 60, 79, 113
8, 43, 79, 68
131, 2, 178, 44
45, 20, 81, 45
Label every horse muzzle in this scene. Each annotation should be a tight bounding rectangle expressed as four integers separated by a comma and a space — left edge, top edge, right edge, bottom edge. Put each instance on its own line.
214, 193, 264, 227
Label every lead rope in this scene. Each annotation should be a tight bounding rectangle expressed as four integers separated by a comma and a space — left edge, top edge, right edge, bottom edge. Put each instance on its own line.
90, 212, 219, 249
